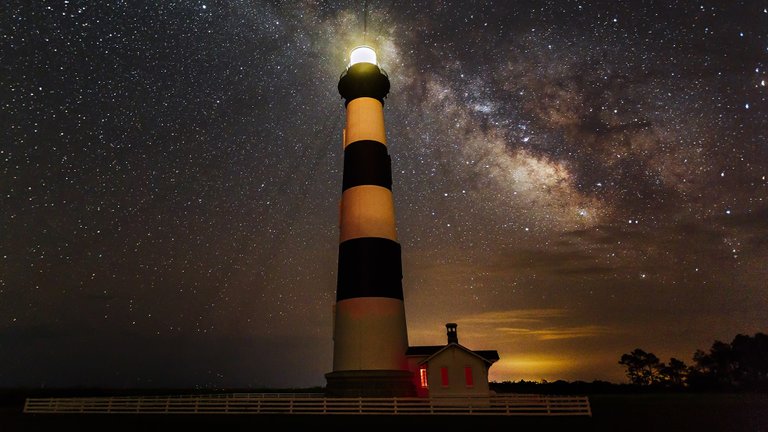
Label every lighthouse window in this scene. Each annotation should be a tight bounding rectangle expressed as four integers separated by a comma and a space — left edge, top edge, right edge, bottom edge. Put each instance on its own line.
440, 367, 449, 387
419, 367, 428, 388
464, 367, 474, 387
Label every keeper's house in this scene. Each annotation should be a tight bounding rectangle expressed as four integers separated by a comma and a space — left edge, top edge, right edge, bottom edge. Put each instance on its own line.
407, 323, 499, 398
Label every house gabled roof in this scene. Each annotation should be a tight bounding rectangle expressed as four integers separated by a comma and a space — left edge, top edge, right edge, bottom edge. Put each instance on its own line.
406, 343, 499, 365
405, 345, 444, 356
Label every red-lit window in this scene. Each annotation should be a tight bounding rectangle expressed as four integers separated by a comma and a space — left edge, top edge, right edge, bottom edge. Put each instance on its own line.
440, 367, 449, 387
419, 367, 428, 388
464, 367, 474, 387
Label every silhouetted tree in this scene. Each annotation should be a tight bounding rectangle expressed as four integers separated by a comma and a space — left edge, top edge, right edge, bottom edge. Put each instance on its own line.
619, 348, 663, 385
689, 333, 768, 391
659, 357, 688, 388
730, 333, 768, 389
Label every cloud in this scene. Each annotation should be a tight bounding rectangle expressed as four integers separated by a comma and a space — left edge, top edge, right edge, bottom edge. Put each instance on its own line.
0, 324, 63, 341
714, 204, 768, 232
459, 309, 567, 325
490, 247, 615, 277
456, 308, 615, 341
497, 325, 614, 340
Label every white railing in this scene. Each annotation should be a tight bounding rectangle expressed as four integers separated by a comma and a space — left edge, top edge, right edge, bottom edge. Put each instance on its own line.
23, 394, 591, 416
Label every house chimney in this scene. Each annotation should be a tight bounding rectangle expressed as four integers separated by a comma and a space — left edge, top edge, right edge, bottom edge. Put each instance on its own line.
446, 323, 458, 344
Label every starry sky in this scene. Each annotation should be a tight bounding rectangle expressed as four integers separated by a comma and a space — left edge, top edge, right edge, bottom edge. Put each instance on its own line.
2, 0, 767, 389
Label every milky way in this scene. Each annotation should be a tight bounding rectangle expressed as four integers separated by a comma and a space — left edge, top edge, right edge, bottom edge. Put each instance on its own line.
1, 1, 766, 388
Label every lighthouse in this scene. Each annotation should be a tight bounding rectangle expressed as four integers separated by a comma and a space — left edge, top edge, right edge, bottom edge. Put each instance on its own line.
324, 46, 415, 397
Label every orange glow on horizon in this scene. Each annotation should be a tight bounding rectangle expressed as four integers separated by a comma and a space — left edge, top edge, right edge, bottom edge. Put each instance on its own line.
490, 355, 576, 382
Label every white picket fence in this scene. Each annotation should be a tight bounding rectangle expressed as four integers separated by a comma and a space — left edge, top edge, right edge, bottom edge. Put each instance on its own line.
24, 393, 591, 416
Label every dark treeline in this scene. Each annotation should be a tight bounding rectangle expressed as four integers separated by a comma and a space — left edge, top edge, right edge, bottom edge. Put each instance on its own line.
490, 379, 632, 395
493, 332, 768, 395
618, 332, 768, 391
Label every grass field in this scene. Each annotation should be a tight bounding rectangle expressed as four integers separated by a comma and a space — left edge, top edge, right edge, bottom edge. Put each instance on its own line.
2, 392, 767, 431
588, 393, 768, 431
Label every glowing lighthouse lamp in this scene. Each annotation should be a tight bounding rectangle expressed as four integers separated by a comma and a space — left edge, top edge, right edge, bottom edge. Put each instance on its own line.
349, 45, 377, 66
324, 46, 415, 397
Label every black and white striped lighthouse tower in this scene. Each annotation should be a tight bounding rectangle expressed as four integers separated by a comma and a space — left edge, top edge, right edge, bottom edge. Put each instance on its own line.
324, 46, 415, 397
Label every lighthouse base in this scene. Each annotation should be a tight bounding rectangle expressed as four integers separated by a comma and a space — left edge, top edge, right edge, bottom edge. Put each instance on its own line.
324, 370, 416, 397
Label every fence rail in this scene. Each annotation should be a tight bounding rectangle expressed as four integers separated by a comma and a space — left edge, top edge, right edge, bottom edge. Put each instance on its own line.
24, 394, 591, 416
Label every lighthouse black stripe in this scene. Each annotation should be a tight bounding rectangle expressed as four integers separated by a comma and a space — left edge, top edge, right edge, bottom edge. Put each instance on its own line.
338, 63, 391, 105
336, 237, 403, 301
343, 140, 392, 191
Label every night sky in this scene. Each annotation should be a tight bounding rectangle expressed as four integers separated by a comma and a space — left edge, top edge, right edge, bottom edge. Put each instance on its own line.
2, 1, 767, 389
